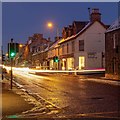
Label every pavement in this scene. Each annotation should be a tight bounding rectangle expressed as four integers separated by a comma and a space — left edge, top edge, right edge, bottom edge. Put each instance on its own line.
0, 78, 34, 120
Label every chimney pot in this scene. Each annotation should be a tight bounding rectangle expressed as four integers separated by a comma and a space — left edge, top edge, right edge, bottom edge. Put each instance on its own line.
90, 8, 101, 22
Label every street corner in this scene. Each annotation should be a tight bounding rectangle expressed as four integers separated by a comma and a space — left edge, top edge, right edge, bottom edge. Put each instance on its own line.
2, 88, 34, 119
1, 80, 10, 90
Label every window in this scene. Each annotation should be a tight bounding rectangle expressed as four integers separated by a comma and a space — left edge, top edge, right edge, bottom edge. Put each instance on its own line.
79, 40, 84, 51
62, 45, 64, 54
67, 43, 69, 53
113, 33, 116, 49
113, 33, 118, 49
72, 41, 75, 52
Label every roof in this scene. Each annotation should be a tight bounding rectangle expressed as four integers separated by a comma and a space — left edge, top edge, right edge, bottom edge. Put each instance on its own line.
106, 17, 120, 32
73, 21, 89, 33
59, 21, 107, 44
73, 21, 89, 26
49, 39, 61, 50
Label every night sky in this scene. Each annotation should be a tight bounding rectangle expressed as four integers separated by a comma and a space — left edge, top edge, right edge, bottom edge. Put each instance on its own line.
2, 2, 118, 53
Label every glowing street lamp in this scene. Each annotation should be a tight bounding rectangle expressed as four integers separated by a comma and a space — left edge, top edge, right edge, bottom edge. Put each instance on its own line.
19, 44, 23, 48
47, 22, 60, 39
6, 53, 8, 57
47, 22, 53, 28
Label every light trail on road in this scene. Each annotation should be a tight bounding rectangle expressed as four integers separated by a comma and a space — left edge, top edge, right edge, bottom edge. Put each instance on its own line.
4, 66, 120, 118
4, 66, 105, 73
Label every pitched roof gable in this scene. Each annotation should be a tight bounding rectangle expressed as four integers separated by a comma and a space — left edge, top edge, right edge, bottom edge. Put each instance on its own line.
59, 21, 107, 44
106, 17, 120, 32
73, 21, 89, 33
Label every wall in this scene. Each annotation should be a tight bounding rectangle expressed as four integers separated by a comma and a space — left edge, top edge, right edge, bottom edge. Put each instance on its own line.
105, 28, 120, 80
75, 21, 106, 69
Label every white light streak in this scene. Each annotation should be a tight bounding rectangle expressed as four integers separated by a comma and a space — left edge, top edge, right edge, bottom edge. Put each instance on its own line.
4, 66, 105, 74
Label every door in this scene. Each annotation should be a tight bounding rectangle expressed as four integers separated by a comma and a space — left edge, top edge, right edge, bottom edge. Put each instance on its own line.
79, 56, 85, 69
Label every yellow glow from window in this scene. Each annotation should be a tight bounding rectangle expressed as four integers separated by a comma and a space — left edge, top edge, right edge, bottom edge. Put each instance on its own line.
79, 56, 85, 70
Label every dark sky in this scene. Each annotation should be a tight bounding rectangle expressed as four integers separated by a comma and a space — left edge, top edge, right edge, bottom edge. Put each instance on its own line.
2, 2, 118, 53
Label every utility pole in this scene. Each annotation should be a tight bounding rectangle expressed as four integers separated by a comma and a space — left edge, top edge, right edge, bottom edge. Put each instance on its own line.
8, 38, 19, 89
1, 46, 4, 80
10, 39, 13, 89
10, 58, 13, 89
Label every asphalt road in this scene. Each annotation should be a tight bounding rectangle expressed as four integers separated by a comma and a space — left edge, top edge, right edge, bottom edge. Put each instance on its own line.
6, 69, 120, 119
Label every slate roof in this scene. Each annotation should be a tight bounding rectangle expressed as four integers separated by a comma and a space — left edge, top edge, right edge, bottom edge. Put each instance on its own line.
49, 39, 61, 49
73, 21, 89, 33
59, 21, 107, 44
106, 17, 120, 32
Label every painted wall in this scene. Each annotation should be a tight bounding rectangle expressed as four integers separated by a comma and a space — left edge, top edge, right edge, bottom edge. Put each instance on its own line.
74, 21, 106, 69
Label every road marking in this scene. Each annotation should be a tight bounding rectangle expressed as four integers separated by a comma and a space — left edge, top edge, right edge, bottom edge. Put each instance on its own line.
13, 79, 61, 110
58, 111, 120, 119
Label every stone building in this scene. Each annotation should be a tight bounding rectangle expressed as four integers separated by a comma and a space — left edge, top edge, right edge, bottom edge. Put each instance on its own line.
15, 33, 50, 67
105, 17, 120, 80
29, 34, 51, 67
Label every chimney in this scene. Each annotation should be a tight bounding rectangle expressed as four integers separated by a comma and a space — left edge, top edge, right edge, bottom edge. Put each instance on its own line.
54, 36, 62, 42
90, 8, 101, 22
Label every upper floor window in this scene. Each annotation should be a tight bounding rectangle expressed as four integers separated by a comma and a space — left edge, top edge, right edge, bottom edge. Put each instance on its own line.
79, 40, 84, 51
113, 33, 118, 49
72, 41, 75, 52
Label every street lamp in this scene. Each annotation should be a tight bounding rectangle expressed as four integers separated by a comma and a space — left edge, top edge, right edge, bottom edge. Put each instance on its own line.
47, 22, 53, 29
47, 22, 60, 40
6, 53, 8, 57
19, 44, 23, 48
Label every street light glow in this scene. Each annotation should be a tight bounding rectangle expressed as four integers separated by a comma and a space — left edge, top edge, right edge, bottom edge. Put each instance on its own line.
6, 53, 8, 57
19, 44, 23, 48
47, 22, 53, 28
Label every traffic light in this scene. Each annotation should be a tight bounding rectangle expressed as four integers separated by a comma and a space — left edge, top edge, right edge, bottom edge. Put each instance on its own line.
2, 54, 5, 62
8, 43, 19, 59
53, 56, 59, 62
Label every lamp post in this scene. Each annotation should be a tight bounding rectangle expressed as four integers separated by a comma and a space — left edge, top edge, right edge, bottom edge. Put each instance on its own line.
47, 22, 53, 39
47, 22, 60, 70
47, 22, 60, 40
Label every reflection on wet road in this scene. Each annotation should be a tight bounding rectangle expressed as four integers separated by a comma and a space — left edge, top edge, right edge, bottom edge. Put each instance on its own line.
6, 68, 120, 118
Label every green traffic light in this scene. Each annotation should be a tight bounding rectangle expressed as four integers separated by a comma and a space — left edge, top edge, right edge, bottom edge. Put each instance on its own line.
10, 52, 16, 57
55, 59, 59, 62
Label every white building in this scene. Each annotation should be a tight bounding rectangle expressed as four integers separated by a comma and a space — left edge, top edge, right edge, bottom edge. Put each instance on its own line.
58, 8, 109, 70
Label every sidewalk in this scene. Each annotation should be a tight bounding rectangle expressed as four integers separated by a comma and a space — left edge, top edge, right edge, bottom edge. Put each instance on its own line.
1, 79, 34, 120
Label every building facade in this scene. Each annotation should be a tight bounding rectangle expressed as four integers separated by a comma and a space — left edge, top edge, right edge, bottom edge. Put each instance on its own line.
105, 18, 120, 80
58, 8, 108, 70
14, 44, 25, 66
14, 33, 50, 67
47, 37, 62, 70
30, 35, 51, 68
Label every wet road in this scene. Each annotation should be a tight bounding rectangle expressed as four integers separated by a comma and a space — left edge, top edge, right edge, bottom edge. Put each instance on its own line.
9, 69, 120, 118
